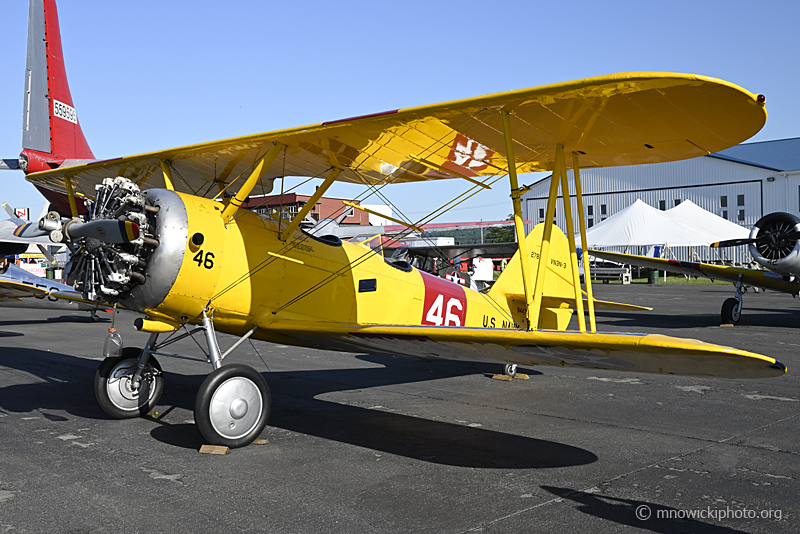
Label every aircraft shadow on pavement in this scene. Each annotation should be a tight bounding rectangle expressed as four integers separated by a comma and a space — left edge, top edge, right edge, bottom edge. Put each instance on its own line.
596, 309, 799, 330
0, 347, 597, 469
593, 311, 721, 330
540, 486, 750, 534
0, 315, 106, 327
0, 347, 105, 420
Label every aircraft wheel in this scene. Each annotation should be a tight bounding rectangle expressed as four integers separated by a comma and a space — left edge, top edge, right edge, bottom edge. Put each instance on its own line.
194, 364, 271, 448
721, 298, 741, 325
503, 363, 518, 377
94, 348, 163, 419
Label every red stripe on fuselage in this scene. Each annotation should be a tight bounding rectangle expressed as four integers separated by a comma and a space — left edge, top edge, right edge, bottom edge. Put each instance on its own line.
419, 271, 467, 326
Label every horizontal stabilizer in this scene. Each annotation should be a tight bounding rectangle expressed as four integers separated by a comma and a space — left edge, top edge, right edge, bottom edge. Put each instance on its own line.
0, 159, 20, 170
589, 298, 652, 312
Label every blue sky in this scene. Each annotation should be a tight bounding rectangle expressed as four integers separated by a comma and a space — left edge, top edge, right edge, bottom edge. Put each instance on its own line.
1, 0, 797, 222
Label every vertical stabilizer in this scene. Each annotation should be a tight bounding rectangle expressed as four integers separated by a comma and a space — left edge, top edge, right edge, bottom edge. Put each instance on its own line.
488, 223, 578, 330
20, 0, 94, 175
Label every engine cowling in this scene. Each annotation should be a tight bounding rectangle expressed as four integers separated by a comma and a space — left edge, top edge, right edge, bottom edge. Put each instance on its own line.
748, 212, 800, 277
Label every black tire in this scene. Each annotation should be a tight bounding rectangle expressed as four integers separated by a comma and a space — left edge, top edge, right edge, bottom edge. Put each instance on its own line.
94, 347, 163, 419
194, 364, 271, 448
721, 298, 741, 325
503, 363, 518, 377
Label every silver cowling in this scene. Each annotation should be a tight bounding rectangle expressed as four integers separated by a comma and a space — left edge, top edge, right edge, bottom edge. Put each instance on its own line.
748, 212, 800, 277
121, 188, 188, 311
64, 177, 187, 312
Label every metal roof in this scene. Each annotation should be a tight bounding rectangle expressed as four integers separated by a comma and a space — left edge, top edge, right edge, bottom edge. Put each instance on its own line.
708, 137, 800, 172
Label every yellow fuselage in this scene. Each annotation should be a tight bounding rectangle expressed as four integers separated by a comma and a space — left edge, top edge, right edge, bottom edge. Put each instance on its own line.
143, 193, 546, 344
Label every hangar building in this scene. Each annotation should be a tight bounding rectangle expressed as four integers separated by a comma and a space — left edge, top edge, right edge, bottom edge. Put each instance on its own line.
521, 137, 800, 263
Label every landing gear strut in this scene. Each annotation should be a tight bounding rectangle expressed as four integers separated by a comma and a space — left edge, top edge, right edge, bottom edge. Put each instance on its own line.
93, 308, 270, 448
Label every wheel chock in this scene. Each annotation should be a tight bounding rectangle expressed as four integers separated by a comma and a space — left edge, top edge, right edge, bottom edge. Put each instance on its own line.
199, 445, 231, 455
491, 373, 530, 381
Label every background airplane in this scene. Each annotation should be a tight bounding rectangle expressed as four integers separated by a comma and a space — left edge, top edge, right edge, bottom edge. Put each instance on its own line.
592, 211, 800, 324
0, 203, 107, 320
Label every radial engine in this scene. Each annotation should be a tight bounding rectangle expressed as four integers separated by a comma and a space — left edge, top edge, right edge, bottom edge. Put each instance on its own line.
40, 177, 161, 303
748, 212, 800, 279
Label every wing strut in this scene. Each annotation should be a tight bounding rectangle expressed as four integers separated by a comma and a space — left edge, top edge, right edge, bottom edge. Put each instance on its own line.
279, 167, 341, 241
159, 161, 176, 191
342, 201, 423, 232
64, 177, 79, 218
502, 110, 534, 330
572, 153, 596, 332
557, 148, 586, 332
529, 144, 563, 330
221, 142, 285, 225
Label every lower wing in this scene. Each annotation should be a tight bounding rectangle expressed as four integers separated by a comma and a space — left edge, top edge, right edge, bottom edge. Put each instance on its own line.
259, 320, 785, 379
591, 251, 799, 295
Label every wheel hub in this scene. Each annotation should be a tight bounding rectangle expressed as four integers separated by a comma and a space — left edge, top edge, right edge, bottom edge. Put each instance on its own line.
108, 361, 152, 410
229, 398, 248, 419
209, 377, 262, 440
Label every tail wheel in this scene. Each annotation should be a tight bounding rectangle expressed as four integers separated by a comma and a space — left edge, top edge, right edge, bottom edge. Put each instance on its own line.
194, 364, 271, 448
94, 347, 163, 419
503, 363, 518, 377
721, 298, 741, 325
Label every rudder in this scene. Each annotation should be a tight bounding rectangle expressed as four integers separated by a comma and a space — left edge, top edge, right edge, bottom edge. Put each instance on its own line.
19, 0, 93, 213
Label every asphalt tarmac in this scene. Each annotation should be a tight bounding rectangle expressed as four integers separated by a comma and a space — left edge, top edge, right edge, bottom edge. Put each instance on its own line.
0, 283, 797, 533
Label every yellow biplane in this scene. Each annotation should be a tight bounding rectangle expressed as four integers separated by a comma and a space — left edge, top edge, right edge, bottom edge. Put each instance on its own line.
10, 0, 785, 447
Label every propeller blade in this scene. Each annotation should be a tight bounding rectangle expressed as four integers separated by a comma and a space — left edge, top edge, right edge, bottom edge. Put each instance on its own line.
712, 229, 800, 249
711, 237, 758, 248
1, 202, 16, 218
783, 230, 800, 241
65, 219, 140, 244
36, 244, 57, 265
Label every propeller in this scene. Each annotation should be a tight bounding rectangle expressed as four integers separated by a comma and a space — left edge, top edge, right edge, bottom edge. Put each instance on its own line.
712, 218, 800, 264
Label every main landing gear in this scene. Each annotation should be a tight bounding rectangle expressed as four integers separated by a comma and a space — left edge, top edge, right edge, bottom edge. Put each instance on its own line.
93, 309, 270, 448
721, 274, 745, 325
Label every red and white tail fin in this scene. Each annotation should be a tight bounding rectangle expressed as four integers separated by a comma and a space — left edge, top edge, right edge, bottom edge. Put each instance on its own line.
19, 0, 93, 214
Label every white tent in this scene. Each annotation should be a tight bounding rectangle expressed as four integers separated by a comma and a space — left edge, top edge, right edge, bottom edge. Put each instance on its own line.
576, 199, 707, 248
576, 199, 749, 248
663, 200, 749, 243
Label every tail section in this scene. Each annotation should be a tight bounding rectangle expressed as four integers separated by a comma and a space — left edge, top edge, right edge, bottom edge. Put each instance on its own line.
18, 0, 93, 214
488, 223, 580, 330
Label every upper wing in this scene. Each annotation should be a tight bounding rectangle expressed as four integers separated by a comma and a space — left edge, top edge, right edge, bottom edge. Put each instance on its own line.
260, 320, 785, 379
25, 72, 766, 200
591, 251, 799, 294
